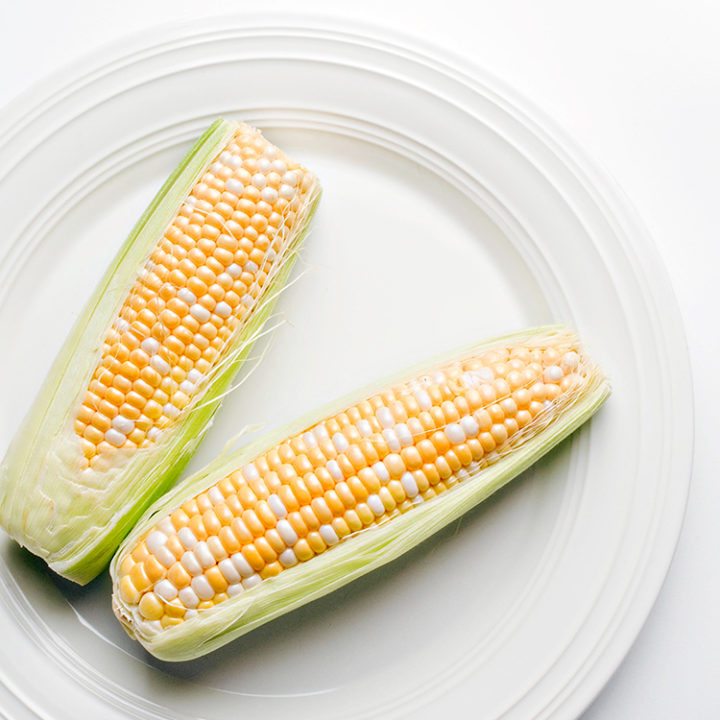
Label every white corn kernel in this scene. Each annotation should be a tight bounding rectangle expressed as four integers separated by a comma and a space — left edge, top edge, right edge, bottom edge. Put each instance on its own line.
313, 425, 329, 442
225, 179, 244, 194
414, 389, 432, 410
215, 301, 232, 319
327, 460, 343, 481
191, 575, 214, 600
401, 472, 419, 498
242, 574, 262, 589
157, 518, 175, 535
446, 423, 465, 444
190, 304, 211, 323
231, 552, 254, 578
242, 463, 260, 482
367, 494, 384, 517
178, 527, 198, 549
105, 429, 126, 448
155, 579, 178, 601
155, 546, 176, 568
460, 416, 480, 438
373, 462, 390, 483
178, 587, 199, 609
206, 536, 228, 561
276, 519, 298, 545
544, 366, 564, 382
177, 288, 196, 306
193, 542, 215, 569
145, 530, 167, 554
151, 356, 170, 375
111, 416, 133, 436
218, 558, 241, 583
319, 524, 339, 546
395, 423, 413, 447
376, 407, 393, 429
382, 428, 401, 453
279, 549, 298, 567
268, 494, 287, 519
332, 432, 349, 453
181, 551, 203, 576
561, 352, 580, 370
207, 487, 224, 505
279, 184, 295, 200
164, 404, 180, 420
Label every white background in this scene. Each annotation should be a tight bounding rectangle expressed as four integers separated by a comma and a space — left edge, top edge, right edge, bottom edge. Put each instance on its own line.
0, 1, 717, 717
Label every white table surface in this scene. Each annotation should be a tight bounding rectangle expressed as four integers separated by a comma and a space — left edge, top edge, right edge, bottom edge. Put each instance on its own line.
1, 1, 717, 717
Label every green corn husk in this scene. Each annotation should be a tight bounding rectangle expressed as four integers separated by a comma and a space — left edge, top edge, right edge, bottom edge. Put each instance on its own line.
0, 119, 321, 584
111, 325, 609, 661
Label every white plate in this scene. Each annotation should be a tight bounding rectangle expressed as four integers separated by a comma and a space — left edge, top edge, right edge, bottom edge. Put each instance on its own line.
0, 19, 692, 720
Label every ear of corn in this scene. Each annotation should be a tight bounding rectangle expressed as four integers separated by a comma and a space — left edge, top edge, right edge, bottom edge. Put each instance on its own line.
110, 325, 609, 661
0, 119, 321, 584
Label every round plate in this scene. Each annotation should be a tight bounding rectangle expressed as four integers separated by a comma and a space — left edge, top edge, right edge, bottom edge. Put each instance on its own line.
0, 19, 692, 720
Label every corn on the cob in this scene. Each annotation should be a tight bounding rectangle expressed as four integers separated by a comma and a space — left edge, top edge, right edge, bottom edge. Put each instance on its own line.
0, 119, 321, 584
111, 326, 609, 660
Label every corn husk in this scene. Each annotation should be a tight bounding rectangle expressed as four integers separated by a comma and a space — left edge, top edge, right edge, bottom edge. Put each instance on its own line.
111, 325, 609, 660
0, 119, 321, 584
